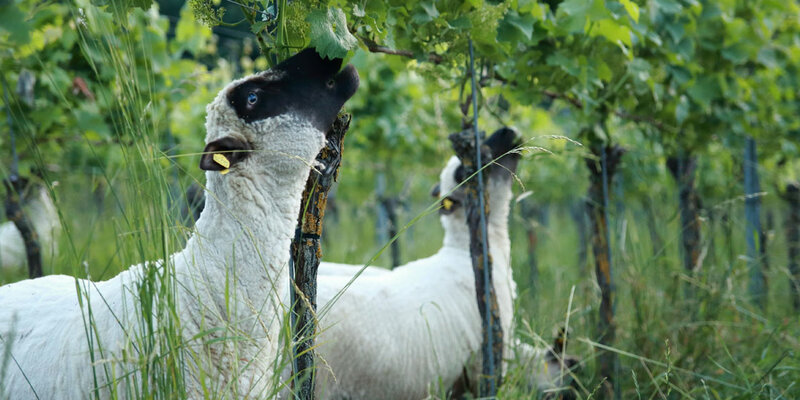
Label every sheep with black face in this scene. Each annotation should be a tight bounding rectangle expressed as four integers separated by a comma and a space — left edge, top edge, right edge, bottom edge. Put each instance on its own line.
295, 128, 547, 399
0, 48, 358, 399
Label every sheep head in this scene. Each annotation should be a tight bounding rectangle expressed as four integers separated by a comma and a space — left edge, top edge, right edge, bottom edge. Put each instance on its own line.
434, 127, 522, 217
201, 48, 359, 176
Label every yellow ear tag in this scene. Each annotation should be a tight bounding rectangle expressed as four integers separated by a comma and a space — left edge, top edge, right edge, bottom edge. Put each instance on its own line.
442, 198, 453, 211
220, 169, 230, 175
213, 153, 231, 169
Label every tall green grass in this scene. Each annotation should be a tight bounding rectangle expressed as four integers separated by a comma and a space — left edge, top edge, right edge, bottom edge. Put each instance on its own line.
499, 194, 799, 398
69, 2, 188, 398
2, 3, 798, 400
0, 2, 202, 398
6, 116, 798, 398
295, 156, 800, 399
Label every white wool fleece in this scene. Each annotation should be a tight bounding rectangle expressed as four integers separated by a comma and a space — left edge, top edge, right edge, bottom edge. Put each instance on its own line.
0, 69, 326, 400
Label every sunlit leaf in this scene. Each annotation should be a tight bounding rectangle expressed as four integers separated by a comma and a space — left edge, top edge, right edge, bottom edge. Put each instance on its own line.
619, 0, 639, 23
307, 7, 358, 60
593, 19, 632, 48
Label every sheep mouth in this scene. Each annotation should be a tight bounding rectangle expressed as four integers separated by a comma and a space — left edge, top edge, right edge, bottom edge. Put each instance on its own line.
335, 64, 359, 102
319, 64, 358, 138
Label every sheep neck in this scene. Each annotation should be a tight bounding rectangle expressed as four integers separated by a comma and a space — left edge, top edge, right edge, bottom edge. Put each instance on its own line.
485, 178, 516, 343
440, 211, 471, 251
179, 164, 313, 340
440, 179, 517, 338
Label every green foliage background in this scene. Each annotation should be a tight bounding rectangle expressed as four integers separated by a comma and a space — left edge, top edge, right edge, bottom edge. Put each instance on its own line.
1, 0, 799, 398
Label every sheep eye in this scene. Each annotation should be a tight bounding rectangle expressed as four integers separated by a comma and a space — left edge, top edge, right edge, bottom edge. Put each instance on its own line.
326, 79, 335, 89
247, 92, 258, 105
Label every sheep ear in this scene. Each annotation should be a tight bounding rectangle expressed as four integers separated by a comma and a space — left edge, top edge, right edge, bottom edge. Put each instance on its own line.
430, 183, 441, 198
199, 137, 252, 171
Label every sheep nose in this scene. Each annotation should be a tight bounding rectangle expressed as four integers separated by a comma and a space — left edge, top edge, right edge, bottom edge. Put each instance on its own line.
336, 64, 359, 100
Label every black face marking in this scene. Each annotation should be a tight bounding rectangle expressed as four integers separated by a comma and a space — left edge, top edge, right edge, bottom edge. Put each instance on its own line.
454, 165, 467, 184
451, 128, 520, 185
227, 48, 360, 132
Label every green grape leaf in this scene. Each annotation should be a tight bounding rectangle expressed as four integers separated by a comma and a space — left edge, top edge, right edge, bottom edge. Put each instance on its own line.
75, 105, 111, 140
676, 95, 689, 123
174, 5, 212, 56
0, 3, 32, 45
449, 16, 471, 30
664, 20, 684, 43
593, 19, 632, 48
411, 0, 439, 24
497, 9, 535, 43
620, 0, 639, 23
251, 21, 267, 34
307, 7, 358, 60
687, 75, 720, 110
756, 47, 779, 68
654, 0, 683, 14
721, 43, 749, 64
419, 0, 439, 19
559, 0, 592, 16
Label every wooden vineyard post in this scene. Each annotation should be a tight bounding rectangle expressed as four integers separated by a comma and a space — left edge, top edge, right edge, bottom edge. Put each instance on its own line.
3, 177, 43, 278
2, 73, 42, 279
380, 195, 401, 268
449, 130, 503, 397
290, 113, 351, 399
519, 200, 540, 294
585, 144, 624, 399
376, 172, 401, 269
666, 153, 703, 277
744, 136, 767, 309
783, 182, 800, 311
571, 200, 590, 272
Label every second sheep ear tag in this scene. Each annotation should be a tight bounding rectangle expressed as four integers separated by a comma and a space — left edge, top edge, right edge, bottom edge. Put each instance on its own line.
213, 153, 231, 175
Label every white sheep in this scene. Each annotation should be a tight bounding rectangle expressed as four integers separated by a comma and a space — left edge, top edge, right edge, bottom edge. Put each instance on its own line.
0, 48, 359, 399
316, 261, 389, 278
301, 128, 572, 399
0, 179, 60, 272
